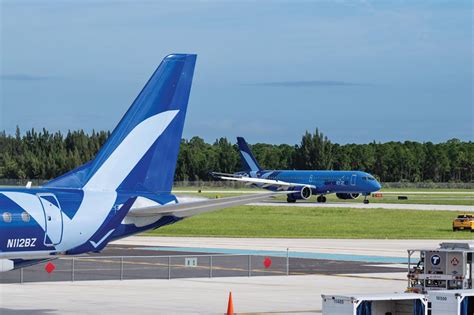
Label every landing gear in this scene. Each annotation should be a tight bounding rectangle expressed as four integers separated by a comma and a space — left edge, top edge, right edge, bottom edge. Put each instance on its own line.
287, 196, 296, 203
317, 195, 327, 203
363, 195, 369, 204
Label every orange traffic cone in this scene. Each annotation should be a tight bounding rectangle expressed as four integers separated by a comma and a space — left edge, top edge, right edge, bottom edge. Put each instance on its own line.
227, 291, 234, 315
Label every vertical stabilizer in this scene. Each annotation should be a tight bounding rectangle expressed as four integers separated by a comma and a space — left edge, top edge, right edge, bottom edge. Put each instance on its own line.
45, 54, 197, 194
237, 137, 262, 172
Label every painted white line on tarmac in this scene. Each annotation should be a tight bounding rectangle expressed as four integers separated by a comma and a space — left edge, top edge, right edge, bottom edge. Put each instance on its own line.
249, 201, 474, 212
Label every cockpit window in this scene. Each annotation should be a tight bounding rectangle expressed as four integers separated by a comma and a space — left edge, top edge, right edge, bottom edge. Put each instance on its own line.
368, 177, 376, 181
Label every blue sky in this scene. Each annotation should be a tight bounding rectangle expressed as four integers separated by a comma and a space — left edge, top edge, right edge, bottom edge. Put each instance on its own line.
1, 0, 472, 144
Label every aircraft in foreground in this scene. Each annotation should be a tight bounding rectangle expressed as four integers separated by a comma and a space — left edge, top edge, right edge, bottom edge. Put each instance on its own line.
0, 54, 278, 272
213, 137, 382, 204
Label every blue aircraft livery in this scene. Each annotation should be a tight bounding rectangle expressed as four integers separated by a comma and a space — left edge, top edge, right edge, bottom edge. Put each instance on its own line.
0, 54, 279, 272
213, 137, 382, 203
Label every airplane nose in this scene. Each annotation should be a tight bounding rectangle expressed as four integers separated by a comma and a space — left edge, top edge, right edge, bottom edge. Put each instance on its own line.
373, 181, 382, 191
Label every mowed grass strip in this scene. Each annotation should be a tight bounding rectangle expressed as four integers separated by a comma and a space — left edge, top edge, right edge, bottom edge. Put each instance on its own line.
273, 193, 474, 206
145, 206, 474, 239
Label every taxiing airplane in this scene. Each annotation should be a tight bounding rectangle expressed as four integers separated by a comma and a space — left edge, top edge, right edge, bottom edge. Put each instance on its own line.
213, 137, 382, 204
0, 54, 279, 272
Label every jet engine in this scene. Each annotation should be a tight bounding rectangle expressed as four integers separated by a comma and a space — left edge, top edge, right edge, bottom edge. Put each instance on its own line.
336, 193, 360, 200
289, 186, 312, 200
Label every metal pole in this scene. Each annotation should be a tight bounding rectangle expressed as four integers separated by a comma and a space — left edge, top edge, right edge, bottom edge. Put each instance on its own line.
168, 256, 171, 280
423, 251, 426, 291
445, 255, 448, 290
156, 257, 159, 279
120, 257, 124, 281
248, 255, 251, 277
209, 256, 213, 278
72, 258, 75, 282
286, 248, 289, 276
20, 267, 23, 284
407, 250, 411, 289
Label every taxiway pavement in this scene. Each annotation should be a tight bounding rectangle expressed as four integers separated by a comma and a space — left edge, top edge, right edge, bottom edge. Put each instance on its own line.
114, 237, 472, 258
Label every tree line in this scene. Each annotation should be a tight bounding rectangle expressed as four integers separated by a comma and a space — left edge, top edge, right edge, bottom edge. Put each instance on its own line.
0, 127, 472, 183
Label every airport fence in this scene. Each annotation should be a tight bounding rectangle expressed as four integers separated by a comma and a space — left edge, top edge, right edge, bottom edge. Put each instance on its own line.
0, 254, 291, 284
380, 182, 474, 189
0, 178, 47, 187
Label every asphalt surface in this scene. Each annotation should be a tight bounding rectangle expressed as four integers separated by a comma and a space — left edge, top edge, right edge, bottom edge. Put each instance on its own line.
116, 237, 470, 258
0, 244, 406, 284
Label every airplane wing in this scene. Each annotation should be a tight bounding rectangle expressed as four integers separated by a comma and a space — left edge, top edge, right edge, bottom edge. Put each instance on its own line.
127, 192, 282, 218
211, 172, 316, 190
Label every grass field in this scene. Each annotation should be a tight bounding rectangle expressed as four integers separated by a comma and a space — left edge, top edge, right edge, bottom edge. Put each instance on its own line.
146, 205, 474, 239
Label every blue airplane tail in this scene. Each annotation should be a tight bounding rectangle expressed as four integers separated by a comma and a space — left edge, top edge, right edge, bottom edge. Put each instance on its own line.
45, 54, 197, 194
237, 137, 262, 172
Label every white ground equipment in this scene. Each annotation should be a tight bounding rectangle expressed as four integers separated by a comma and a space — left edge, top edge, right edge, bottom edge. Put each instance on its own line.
407, 242, 473, 293
428, 290, 473, 315
321, 293, 427, 315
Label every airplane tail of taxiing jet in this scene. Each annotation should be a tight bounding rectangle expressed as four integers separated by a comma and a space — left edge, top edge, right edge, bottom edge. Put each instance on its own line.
237, 137, 262, 172
45, 54, 197, 194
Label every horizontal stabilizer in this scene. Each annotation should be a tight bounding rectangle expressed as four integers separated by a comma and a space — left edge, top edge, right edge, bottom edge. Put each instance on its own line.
127, 192, 283, 218
210, 172, 244, 178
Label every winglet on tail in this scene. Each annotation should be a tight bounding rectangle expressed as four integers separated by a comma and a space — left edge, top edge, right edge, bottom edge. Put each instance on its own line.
45, 54, 197, 194
237, 137, 262, 172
